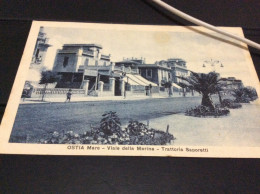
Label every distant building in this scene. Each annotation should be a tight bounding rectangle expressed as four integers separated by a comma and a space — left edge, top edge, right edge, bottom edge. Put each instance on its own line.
114, 58, 141, 75
23, 27, 53, 97
115, 58, 172, 86
30, 27, 51, 69
220, 77, 244, 91
138, 63, 172, 86
164, 58, 189, 84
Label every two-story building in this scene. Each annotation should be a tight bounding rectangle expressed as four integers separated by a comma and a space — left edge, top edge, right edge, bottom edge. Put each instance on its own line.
116, 58, 172, 87
52, 44, 112, 89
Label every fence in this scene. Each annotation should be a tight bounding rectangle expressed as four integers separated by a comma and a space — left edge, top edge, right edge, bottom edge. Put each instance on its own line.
31, 88, 86, 98
151, 86, 159, 93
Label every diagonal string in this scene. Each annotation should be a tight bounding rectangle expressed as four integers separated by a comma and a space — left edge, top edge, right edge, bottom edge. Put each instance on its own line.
150, 0, 260, 50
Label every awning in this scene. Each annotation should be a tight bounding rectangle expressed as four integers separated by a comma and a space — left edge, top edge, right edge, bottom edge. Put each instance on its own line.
172, 83, 182, 89
134, 75, 157, 86
123, 74, 157, 86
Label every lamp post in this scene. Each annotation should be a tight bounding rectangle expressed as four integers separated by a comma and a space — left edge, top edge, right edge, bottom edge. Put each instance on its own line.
203, 59, 224, 104
203, 59, 224, 71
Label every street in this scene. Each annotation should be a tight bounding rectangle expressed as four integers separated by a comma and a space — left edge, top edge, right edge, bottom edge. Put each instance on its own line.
10, 96, 213, 142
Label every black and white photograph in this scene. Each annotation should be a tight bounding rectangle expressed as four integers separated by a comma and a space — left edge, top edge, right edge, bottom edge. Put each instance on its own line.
0, 21, 259, 157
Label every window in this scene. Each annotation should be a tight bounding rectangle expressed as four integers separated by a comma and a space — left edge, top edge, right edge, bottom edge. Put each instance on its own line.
146, 69, 152, 78
63, 56, 69, 67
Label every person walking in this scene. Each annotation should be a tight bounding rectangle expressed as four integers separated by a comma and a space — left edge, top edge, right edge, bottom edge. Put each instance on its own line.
65, 89, 72, 102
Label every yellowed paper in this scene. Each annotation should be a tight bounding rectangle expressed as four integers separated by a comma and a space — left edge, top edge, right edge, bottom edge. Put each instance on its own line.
0, 21, 259, 157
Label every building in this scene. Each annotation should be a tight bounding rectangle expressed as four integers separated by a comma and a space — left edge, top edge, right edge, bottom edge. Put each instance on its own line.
114, 57, 141, 74
53, 44, 111, 73
30, 27, 51, 69
138, 63, 172, 86
52, 45, 157, 97
22, 27, 52, 98
220, 77, 244, 91
164, 58, 189, 83
116, 58, 172, 87
52, 44, 111, 89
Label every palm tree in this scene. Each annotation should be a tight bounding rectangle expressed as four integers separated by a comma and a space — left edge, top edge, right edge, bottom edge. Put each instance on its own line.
178, 71, 225, 109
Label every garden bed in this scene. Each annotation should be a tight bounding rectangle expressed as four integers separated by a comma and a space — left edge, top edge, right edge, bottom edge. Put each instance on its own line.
185, 105, 230, 117
39, 112, 175, 145
221, 99, 242, 109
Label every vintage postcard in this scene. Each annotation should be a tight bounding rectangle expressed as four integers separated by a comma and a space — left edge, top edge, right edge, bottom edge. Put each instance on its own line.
0, 21, 259, 157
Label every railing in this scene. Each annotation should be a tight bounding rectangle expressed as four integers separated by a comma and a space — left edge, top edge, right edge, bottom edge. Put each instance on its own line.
131, 69, 139, 74
151, 86, 159, 93
82, 50, 94, 56
101, 54, 110, 59
131, 85, 145, 91
55, 82, 82, 89
160, 87, 166, 92
33, 88, 85, 95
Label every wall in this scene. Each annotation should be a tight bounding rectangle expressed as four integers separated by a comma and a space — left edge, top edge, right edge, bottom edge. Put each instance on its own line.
53, 53, 78, 72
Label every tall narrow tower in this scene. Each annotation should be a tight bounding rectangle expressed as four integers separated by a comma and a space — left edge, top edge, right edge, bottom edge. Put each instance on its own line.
30, 26, 51, 69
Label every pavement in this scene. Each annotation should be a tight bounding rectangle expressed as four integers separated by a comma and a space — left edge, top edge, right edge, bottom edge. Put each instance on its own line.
20, 93, 199, 104
148, 103, 260, 147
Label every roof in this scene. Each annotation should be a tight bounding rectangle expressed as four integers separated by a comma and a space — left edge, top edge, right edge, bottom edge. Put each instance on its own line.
63, 44, 102, 49
167, 58, 186, 63
115, 60, 141, 65
172, 83, 182, 89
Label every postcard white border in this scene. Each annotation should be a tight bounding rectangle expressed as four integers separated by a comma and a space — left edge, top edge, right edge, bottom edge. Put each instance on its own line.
0, 21, 260, 158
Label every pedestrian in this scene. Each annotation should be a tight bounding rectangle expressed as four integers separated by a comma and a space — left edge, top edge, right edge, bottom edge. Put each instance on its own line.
65, 89, 72, 102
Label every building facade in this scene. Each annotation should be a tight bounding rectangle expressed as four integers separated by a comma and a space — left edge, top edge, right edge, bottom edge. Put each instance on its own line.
220, 77, 244, 91
138, 64, 172, 86
30, 27, 51, 69
115, 58, 172, 87
52, 44, 111, 89
51, 45, 158, 97
164, 58, 189, 83
53, 44, 111, 73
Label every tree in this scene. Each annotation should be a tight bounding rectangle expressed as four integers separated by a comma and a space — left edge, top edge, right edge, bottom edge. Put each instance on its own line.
178, 82, 187, 97
162, 80, 173, 96
232, 86, 258, 103
178, 71, 225, 109
39, 71, 60, 101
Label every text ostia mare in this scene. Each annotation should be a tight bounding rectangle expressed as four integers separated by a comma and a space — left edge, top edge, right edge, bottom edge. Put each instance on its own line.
67, 145, 209, 152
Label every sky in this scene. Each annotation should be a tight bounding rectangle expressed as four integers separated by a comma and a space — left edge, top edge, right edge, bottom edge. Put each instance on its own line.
41, 25, 259, 87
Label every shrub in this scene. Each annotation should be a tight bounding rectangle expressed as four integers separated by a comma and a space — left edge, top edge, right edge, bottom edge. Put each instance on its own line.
221, 99, 242, 109
100, 111, 121, 136
186, 105, 230, 117
126, 120, 175, 145
232, 87, 258, 103
39, 113, 175, 145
